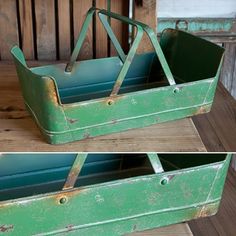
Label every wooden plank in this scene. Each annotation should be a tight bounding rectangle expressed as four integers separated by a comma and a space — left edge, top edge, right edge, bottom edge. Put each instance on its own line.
131, 223, 193, 236
95, 0, 108, 58
232, 155, 236, 171
192, 115, 226, 152
133, 0, 157, 53
220, 43, 236, 92
229, 45, 236, 99
193, 83, 236, 152
188, 218, 219, 236
110, 0, 129, 56
189, 167, 236, 236
73, 0, 93, 60
19, 0, 35, 60
34, 0, 56, 60
0, 0, 19, 60
0, 62, 206, 152
206, 83, 236, 151
58, 0, 71, 60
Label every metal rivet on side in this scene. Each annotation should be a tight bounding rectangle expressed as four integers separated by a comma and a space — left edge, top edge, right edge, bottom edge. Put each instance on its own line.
107, 100, 114, 106
173, 87, 180, 94
160, 177, 169, 185
59, 196, 68, 204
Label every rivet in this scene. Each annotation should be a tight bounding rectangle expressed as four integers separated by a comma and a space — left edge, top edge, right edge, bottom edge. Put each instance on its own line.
107, 100, 114, 106
160, 177, 169, 185
59, 196, 67, 204
173, 87, 180, 94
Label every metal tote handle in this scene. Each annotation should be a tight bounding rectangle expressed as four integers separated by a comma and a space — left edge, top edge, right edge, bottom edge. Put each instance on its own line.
66, 7, 175, 97
147, 153, 164, 173
62, 153, 163, 190
63, 154, 87, 190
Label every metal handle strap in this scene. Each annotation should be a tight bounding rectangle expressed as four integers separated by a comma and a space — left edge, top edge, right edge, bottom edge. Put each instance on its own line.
63, 154, 87, 190
147, 153, 164, 173
66, 7, 176, 96
98, 9, 175, 96
62, 153, 163, 191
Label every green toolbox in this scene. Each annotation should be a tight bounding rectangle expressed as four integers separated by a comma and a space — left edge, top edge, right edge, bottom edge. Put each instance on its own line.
11, 8, 224, 144
0, 153, 231, 235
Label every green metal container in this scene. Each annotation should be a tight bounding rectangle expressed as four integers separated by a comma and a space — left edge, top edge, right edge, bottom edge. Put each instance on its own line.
0, 153, 231, 235
11, 8, 224, 144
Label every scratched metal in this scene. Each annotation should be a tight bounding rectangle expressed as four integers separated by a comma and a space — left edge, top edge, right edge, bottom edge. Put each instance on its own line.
11, 8, 224, 144
0, 154, 231, 235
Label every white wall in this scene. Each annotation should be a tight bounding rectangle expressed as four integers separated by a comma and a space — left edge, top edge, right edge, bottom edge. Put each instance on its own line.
158, 0, 236, 18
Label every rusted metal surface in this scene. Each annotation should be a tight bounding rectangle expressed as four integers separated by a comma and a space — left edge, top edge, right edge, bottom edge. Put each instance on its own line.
0, 224, 14, 233
63, 154, 87, 190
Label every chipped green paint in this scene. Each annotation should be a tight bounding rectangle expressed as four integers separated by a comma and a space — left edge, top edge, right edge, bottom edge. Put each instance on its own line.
11, 8, 224, 144
157, 18, 235, 34
0, 154, 231, 235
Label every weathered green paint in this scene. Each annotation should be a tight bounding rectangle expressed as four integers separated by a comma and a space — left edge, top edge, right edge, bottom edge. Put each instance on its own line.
0, 154, 231, 235
157, 18, 236, 34
11, 8, 224, 144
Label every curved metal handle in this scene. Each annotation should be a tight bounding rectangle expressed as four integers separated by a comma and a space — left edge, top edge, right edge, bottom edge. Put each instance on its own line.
66, 7, 175, 96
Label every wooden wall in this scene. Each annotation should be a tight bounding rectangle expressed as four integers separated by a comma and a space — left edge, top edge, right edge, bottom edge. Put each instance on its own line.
221, 43, 236, 99
0, 0, 129, 61
0, 0, 235, 102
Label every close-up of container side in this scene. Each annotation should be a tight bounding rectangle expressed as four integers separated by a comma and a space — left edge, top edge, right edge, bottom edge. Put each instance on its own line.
0, 0, 236, 236
0, 0, 235, 152
0, 153, 233, 235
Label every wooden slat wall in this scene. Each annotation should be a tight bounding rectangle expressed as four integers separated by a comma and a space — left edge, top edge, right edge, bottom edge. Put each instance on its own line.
110, 0, 129, 56
35, 0, 57, 60
19, 0, 35, 59
133, 0, 157, 53
0, 0, 129, 61
220, 43, 236, 99
96, 0, 108, 58
0, 0, 19, 60
73, 0, 93, 60
58, 0, 71, 60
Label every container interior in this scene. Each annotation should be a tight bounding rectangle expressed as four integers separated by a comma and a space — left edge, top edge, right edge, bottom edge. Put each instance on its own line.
0, 154, 226, 201
30, 30, 224, 104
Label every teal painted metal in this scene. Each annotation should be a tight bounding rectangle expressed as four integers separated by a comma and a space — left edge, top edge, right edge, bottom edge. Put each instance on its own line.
157, 18, 236, 34
0, 154, 231, 235
11, 8, 225, 144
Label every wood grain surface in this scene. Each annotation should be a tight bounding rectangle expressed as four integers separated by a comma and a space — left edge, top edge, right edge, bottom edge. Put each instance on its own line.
189, 167, 236, 236
34, 0, 56, 60
58, 0, 71, 60
110, 0, 129, 56
73, 0, 93, 60
130, 223, 193, 236
19, 0, 35, 60
0, 0, 19, 60
95, 0, 108, 58
193, 83, 236, 152
133, 0, 157, 53
0, 62, 206, 152
0, 0, 129, 61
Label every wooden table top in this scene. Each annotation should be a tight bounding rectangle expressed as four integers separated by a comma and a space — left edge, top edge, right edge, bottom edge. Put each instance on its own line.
193, 83, 236, 152
130, 223, 193, 236
0, 62, 206, 152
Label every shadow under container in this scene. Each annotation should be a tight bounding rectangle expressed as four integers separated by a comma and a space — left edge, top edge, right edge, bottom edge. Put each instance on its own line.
0, 153, 231, 235
11, 8, 224, 144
